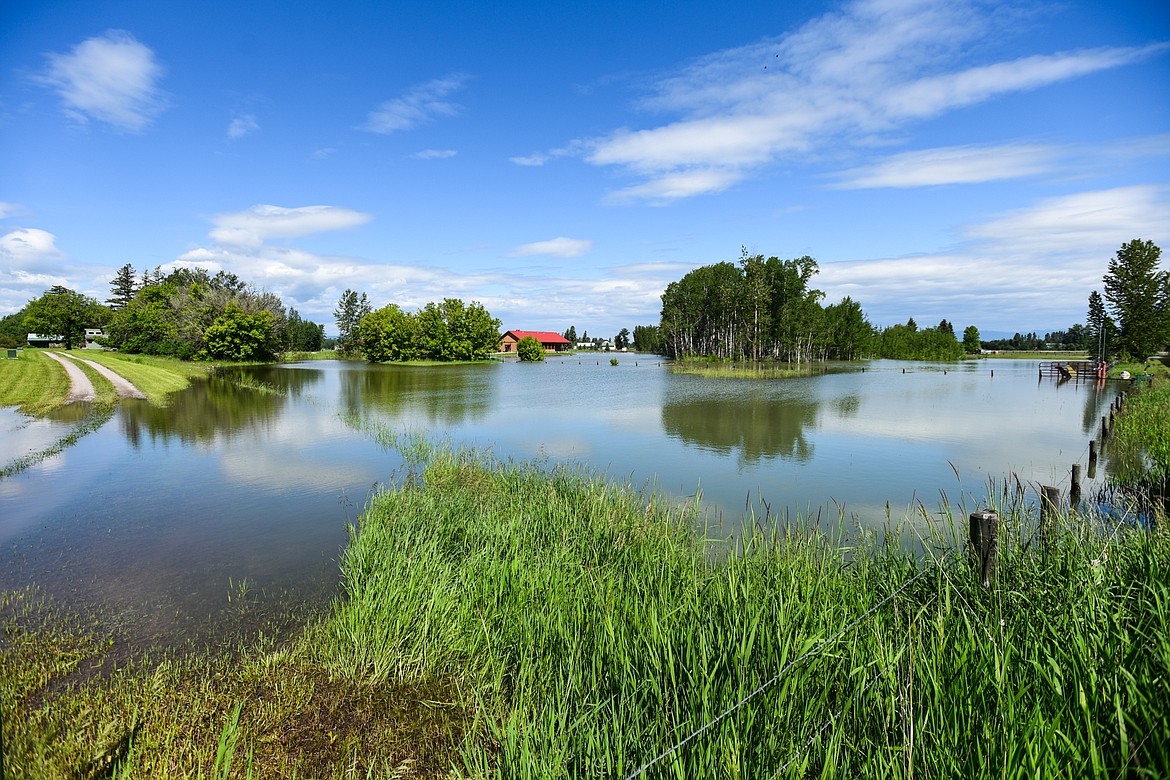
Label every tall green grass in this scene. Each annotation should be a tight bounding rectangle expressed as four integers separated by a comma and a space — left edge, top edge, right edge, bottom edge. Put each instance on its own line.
4, 432, 1167, 777
320, 448, 1170, 778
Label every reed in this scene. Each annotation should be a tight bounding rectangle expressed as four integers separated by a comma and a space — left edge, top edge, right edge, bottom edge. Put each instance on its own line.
321, 448, 1170, 778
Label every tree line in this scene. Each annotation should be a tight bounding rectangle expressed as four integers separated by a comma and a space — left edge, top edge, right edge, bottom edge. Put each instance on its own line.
4, 264, 325, 359
657, 251, 966, 363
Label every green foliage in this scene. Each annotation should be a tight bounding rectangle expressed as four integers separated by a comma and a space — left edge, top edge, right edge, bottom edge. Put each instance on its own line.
107, 263, 138, 310
873, 322, 964, 360
0, 309, 26, 348
631, 324, 662, 353
359, 298, 501, 362
284, 308, 325, 352
322, 448, 1170, 778
333, 289, 371, 355
201, 304, 279, 360
516, 335, 544, 362
562, 325, 577, 344
1103, 239, 1168, 359
614, 327, 630, 350
660, 253, 871, 363
360, 304, 421, 362
962, 324, 981, 353
23, 286, 109, 350
102, 268, 288, 360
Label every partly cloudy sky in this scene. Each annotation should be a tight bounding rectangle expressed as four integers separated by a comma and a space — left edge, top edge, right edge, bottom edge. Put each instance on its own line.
1, 0, 1167, 336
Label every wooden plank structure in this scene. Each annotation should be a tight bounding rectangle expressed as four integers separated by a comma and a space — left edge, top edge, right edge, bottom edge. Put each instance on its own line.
1038, 360, 1103, 380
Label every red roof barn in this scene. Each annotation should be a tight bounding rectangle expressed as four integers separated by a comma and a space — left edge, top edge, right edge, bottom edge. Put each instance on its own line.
499, 330, 571, 353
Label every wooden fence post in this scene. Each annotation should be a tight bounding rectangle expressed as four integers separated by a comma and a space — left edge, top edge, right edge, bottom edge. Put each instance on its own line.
1089, 439, 1098, 463
969, 511, 998, 588
1040, 485, 1061, 555
1070, 464, 1083, 505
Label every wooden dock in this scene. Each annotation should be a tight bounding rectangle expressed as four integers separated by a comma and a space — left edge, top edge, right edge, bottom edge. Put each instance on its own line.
1038, 360, 1102, 380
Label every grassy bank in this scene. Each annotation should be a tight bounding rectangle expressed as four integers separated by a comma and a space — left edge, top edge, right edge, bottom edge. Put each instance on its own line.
669, 357, 827, 379
4, 436, 1167, 778
0, 349, 73, 414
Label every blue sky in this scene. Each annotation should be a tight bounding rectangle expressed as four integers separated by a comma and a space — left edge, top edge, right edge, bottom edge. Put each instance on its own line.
2, 0, 1168, 338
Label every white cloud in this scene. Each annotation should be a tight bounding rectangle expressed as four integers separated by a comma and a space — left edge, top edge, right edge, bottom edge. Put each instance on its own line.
0, 228, 64, 267
208, 204, 372, 248
509, 237, 593, 258
568, 0, 1166, 202
818, 185, 1170, 329
509, 153, 549, 167
832, 143, 1061, 188
360, 74, 468, 134
412, 149, 457, 159
227, 114, 259, 139
38, 30, 167, 132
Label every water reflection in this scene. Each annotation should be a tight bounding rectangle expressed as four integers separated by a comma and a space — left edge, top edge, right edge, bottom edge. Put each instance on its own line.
119, 374, 290, 446
661, 384, 819, 464
340, 363, 495, 425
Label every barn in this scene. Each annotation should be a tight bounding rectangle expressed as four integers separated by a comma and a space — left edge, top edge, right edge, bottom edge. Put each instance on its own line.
498, 330, 572, 353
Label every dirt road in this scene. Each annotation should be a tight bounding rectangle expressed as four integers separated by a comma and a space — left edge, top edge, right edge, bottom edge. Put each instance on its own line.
45, 351, 147, 402
58, 353, 147, 399
42, 350, 95, 403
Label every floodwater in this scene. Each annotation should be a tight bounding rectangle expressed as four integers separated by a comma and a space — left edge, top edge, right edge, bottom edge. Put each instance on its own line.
0, 355, 1121, 646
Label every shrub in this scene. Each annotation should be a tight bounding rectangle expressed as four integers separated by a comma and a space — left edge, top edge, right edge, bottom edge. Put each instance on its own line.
516, 336, 544, 362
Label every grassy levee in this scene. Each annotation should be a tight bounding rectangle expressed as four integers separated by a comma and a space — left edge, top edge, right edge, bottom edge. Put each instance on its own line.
0, 349, 71, 414
77, 351, 213, 405
3, 438, 1168, 777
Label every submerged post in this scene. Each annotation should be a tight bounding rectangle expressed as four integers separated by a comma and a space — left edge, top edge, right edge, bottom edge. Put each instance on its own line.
1089, 439, 1098, 463
969, 511, 998, 588
1071, 464, 1083, 505
1040, 485, 1061, 554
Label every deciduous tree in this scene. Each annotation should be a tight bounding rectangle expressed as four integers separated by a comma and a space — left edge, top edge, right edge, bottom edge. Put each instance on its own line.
23, 287, 108, 350
516, 335, 544, 362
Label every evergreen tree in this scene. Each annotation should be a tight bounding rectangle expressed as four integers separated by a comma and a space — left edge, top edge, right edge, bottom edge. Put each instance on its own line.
334, 289, 371, 355
107, 264, 137, 310
1103, 239, 1167, 358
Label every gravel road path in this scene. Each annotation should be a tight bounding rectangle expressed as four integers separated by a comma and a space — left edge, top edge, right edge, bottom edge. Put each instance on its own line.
42, 350, 96, 403
44, 351, 147, 402
58, 352, 147, 399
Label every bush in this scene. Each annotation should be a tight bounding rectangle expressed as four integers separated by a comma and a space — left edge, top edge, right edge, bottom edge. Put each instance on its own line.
517, 336, 544, 362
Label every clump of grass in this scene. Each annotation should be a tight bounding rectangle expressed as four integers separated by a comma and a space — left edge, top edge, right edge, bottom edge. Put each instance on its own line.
669, 357, 830, 379
322, 450, 1170, 778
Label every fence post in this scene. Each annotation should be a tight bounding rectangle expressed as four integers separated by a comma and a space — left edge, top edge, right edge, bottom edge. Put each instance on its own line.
969, 511, 998, 588
1089, 439, 1098, 463
1040, 485, 1061, 555
1070, 464, 1083, 505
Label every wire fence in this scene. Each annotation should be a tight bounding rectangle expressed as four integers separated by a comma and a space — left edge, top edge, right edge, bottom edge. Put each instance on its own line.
622, 564, 935, 780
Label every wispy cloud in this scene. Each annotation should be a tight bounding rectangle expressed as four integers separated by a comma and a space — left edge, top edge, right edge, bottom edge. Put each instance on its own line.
818, 185, 1170, 329
227, 113, 259, 140
509, 237, 593, 258
38, 30, 167, 132
412, 149, 457, 160
832, 143, 1062, 188
570, 0, 1166, 202
360, 74, 468, 134
208, 204, 372, 249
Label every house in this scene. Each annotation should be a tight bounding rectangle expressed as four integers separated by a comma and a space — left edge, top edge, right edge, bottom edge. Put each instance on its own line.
498, 330, 572, 353
26, 333, 63, 348
83, 329, 106, 349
